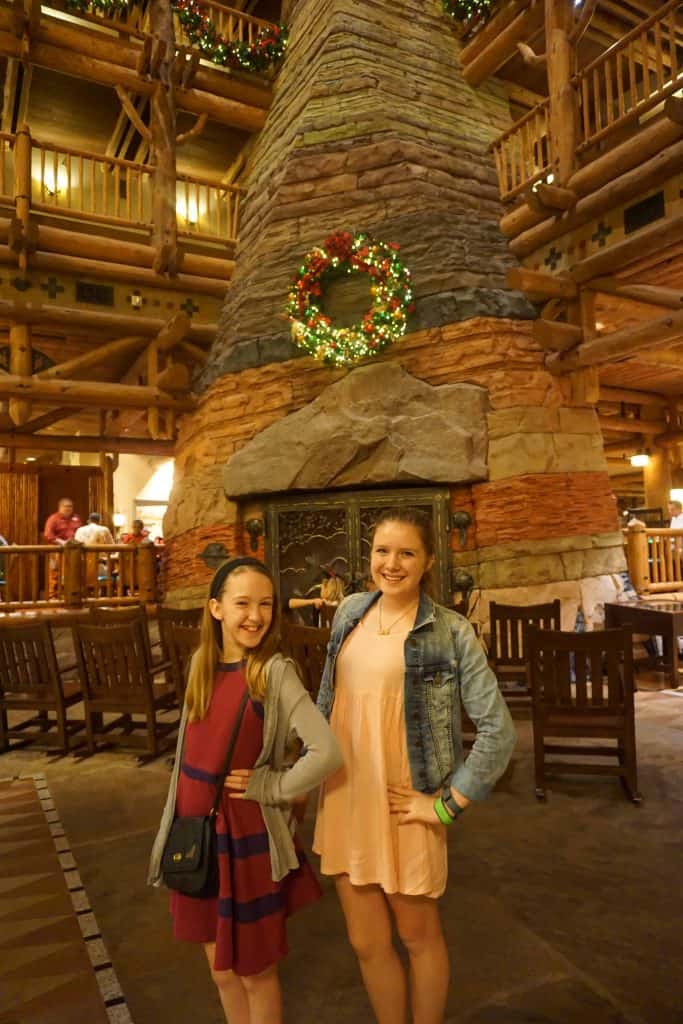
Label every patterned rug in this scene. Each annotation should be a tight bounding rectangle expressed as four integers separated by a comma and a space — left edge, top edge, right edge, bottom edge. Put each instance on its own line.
0, 774, 132, 1024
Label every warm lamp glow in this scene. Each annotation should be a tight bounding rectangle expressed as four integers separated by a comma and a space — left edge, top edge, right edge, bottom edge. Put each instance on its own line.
112, 512, 126, 528
630, 453, 650, 468
670, 489, 683, 503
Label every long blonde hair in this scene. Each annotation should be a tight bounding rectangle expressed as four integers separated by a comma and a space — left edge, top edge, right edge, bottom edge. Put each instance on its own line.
185, 559, 282, 721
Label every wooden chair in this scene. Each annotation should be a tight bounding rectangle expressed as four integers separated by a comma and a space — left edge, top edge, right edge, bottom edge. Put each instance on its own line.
281, 622, 329, 701
156, 607, 202, 700
319, 604, 337, 629
488, 599, 561, 705
525, 625, 640, 803
88, 604, 169, 674
72, 619, 177, 758
0, 619, 83, 752
165, 624, 201, 702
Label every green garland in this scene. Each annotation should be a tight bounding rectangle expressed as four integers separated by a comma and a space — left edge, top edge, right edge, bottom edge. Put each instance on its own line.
63, 0, 288, 74
442, 0, 496, 25
285, 231, 414, 368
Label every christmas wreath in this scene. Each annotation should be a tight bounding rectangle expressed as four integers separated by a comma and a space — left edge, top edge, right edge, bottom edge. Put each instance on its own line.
285, 231, 414, 367
63, 0, 288, 74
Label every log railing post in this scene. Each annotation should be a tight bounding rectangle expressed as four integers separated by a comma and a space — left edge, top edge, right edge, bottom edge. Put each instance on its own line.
62, 541, 84, 608
136, 541, 158, 604
626, 522, 649, 595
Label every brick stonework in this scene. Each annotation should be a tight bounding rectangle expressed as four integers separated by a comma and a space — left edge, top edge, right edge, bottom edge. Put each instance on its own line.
473, 473, 620, 548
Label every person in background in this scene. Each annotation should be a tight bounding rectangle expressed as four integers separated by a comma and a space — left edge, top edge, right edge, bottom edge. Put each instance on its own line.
314, 508, 516, 1024
121, 518, 150, 545
0, 531, 7, 585
44, 498, 82, 599
75, 513, 115, 593
668, 500, 683, 529
74, 512, 114, 547
287, 570, 345, 626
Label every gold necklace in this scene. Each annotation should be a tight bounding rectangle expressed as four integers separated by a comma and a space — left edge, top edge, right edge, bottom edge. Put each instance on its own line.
377, 598, 416, 636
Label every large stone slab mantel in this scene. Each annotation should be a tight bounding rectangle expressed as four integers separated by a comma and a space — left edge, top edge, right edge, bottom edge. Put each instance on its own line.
223, 362, 488, 497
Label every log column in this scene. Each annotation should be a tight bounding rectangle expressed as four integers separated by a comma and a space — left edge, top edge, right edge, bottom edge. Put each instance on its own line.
149, 0, 178, 275
8, 323, 32, 425
545, 0, 577, 187
644, 451, 673, 514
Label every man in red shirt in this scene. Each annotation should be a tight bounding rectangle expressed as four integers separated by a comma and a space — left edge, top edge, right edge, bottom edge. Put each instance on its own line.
121, 519, 150, 545
44, 498, 82, 598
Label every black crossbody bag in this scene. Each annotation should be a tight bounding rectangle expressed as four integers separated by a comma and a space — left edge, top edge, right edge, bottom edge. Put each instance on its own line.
161, 689, 250, 898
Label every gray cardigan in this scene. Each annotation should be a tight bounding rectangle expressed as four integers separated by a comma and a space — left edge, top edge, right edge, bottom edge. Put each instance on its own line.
147, 653, 343, 885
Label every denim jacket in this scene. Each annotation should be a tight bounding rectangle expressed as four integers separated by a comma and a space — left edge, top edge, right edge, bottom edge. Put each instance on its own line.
317, 590, 516, 802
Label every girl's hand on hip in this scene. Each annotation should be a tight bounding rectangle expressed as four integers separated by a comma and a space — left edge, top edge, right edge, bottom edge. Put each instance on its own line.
388, 784, 438, 825
224, 768, 253, 799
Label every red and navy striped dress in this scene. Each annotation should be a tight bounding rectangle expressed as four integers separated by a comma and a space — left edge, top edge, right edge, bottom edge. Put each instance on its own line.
169, 661, 321, 975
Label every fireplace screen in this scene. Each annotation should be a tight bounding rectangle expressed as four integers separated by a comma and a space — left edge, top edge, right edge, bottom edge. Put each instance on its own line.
265, 487, 451, 607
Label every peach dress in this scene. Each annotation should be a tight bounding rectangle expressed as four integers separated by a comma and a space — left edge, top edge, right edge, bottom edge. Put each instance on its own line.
313, 618, 447, 898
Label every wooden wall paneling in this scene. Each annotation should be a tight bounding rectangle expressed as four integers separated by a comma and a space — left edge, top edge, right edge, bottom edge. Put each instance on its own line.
0, 464, 39, 544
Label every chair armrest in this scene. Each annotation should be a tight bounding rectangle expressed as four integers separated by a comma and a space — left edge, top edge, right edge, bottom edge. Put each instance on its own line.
151, 658, 172, 678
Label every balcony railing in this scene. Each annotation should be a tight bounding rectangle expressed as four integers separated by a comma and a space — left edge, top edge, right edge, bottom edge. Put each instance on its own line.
0, 543, 160, 611
172, 0, 275, 49
2, 130, 243, 243
32, 140, 153, 228
625, 523, 683, 594
491, 99, 550, 202
490, 0, 683, 202
176, 171, 241, 241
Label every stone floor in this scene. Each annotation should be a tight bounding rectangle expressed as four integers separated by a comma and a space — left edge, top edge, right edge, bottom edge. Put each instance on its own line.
1, 692, 682, 1024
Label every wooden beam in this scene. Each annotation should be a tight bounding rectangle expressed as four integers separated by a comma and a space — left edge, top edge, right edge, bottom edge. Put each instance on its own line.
178, 339, 208, 364
655, 430, 683, 447
36, 336, 148, 381
115, 85, 152, 142
461, 3, 545, 85
534, 182, 576, 210
598, 415, 666, 436
499, 116, 683, 241
0, 246, 228, 298
506, 267, 577, 300
1, 56, 18, 132
8, 322, 31, 425
511, 141, 683, 260
155, 312, 191, 352
547, 308, 683, 373
0, 297, 216, 343
0, 373, 196, 411
599, 386, 670, 409
0, 432, 175, 455
570, 214, 683, 286
533, 319, 583, 351
590, 278, 683, 311
506, 82, 546, 109
459, 0, 530, 64
13, 406, 83, 433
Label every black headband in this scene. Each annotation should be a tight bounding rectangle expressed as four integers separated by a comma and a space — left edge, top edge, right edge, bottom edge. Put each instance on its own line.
210, 557, 269, 599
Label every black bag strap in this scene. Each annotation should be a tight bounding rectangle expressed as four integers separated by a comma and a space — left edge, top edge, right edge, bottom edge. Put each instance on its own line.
209, 687, 250, 819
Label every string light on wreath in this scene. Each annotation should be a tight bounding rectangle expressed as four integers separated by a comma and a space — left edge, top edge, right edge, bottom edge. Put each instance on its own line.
442, 0, 496, 25
285, 231, 414, 367
63, 0, 288, 74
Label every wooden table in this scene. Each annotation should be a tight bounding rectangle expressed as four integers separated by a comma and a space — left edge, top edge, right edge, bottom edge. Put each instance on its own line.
605, 600, 683, 688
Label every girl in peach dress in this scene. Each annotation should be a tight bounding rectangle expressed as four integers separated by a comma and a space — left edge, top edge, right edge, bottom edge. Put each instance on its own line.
315, 509, 515, 1024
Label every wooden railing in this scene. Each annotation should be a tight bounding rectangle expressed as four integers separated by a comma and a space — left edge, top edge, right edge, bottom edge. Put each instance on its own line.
32, 139, 153, 228
46, 0, 277, 60
176, 172, 242, 241
172, 0, 275, 48
491, 99, 550, 202
490, 0, 683, 201
0, 543, 159, 612
577, 0, 683, 152
625, 523, 683, 594
0, 128, 239, 242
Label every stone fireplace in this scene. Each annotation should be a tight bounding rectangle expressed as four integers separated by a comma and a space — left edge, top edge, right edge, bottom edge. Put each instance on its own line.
163, 0, 625, 630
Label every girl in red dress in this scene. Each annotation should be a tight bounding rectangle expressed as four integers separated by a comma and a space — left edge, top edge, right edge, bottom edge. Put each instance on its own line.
151, 557, 342, 1024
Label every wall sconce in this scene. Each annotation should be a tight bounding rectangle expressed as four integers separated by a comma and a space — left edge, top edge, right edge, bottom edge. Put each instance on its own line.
199, 541, 229, 569
245, 518, 264, 552
451, 510, 472, 547
630, 451, 650, 468
112, 512, 126, 541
